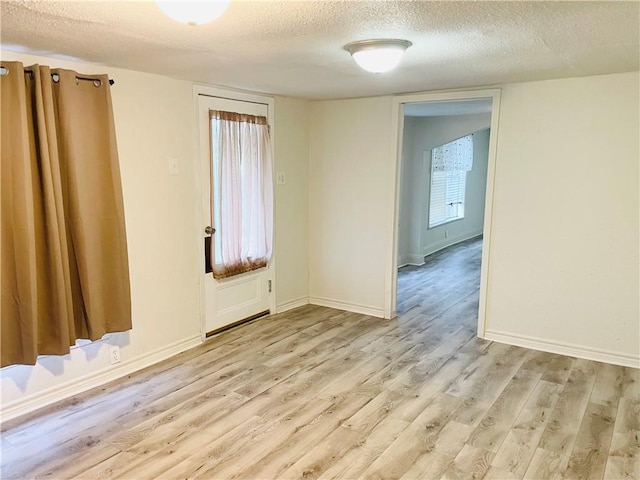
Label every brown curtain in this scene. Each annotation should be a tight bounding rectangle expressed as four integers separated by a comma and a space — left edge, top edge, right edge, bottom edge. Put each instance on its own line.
1, 61, 131, 367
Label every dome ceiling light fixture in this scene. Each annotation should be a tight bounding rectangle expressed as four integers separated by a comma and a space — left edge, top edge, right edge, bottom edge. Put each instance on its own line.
155, 0, 231, 26
344, 39, 412, 74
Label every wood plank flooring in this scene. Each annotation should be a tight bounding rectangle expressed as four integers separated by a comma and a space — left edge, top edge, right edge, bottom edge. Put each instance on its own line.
1, 237, 638, 479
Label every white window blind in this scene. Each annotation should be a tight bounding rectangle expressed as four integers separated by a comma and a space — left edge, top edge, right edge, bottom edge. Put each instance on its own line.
428, 134, 473, 228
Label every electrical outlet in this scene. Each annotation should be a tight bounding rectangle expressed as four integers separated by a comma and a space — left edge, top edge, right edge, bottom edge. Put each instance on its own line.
109, 345, 121, 365
276, 171, 286, 185
445, 230, 449, 238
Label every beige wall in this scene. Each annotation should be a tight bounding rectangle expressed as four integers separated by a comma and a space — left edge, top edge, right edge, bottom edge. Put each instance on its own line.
307, 72, 638, 366
1, 51, 202, 415
0, 53, 313, 417
273, 96, 311, 310
308, 96, 394, 316
485, 72, 639, 364
2, 51, 637, 418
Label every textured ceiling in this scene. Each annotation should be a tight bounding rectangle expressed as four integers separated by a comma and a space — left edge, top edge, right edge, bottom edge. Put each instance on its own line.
1, 1, 638, 100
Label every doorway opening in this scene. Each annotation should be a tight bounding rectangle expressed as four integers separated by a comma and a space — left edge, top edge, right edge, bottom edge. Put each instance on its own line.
387, 90, 501, 338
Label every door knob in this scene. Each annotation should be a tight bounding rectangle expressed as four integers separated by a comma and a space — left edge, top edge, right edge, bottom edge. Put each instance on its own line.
205, 226, 215, 235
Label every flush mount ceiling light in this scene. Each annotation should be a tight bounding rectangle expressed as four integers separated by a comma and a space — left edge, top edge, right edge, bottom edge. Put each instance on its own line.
156, 0, 230, 26
344, 39, 412, 73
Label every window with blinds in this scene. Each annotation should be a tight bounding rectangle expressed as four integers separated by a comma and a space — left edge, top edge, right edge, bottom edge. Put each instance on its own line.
428, 170, 466, 228
428, 134, 473, 228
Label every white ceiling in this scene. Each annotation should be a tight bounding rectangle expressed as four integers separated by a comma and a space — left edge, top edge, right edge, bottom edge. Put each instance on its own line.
1, 1, 638, 100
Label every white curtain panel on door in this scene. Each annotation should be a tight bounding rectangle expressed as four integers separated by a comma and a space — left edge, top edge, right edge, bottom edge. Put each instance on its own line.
432, 135, 473, 172
210, 111, 273, 279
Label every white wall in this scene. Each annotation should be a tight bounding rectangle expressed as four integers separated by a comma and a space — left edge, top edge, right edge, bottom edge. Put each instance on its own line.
398, 113, 491, 265
2, 53, 637, 420
273, 97, 311, 311
308, 72, 638, 366
484, 72, 639, 366
0, 53, 312, 419
1, 51, 202, 418
308, 96, 394, 317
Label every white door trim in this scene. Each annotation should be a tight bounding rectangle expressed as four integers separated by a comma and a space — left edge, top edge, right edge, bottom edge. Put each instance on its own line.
386, 88, 502, 339
192, 84, 276, 341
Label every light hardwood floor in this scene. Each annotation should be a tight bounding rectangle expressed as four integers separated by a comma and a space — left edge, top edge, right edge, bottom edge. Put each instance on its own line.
1, 238, 638, 479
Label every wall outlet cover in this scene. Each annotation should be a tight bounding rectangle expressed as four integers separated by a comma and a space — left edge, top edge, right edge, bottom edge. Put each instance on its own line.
109, 345, 121, 365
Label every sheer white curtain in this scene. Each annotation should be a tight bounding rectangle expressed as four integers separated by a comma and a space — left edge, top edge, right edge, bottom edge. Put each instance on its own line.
210, 110, 273, 279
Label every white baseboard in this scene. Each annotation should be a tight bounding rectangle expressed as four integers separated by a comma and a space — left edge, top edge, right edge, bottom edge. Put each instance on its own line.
309, 296, 385, 318
484, 329, 640, 369
276, 296, 309, 313
423, 231, 483, 257
398, 254, 425, 267
1, 334, 202, 423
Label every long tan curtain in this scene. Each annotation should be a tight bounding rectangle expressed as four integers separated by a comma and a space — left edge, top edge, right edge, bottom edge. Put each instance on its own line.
1, 61, 131, 367
210, 110, 273, 279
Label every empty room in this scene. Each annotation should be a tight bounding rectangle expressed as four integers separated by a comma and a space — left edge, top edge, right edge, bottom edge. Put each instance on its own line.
1, 1, 638, 479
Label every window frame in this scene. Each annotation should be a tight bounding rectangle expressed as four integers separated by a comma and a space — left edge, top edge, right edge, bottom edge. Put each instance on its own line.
427, 169, 467, 229
426, 134, 473, 229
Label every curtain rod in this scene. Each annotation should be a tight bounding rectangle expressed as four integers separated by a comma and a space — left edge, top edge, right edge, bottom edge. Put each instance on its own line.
52, 74, 114, 86
64, 74, 115, 86
0, 66, 115, 86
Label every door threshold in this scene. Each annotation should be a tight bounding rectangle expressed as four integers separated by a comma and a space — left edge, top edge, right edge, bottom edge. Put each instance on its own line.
205, 310, 270, 338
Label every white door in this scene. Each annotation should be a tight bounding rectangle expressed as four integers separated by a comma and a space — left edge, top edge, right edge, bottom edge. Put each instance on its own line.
198, 95, 272, 335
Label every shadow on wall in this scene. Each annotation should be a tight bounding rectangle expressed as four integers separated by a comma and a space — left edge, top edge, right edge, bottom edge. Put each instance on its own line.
0, 331, 131, 393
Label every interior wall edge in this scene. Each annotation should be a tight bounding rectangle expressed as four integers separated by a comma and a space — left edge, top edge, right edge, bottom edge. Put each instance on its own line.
422, 231, 484, 257
398, 255, 426, 268
308, 297, 385, 319
276, 297, 310, 314
484, 329, 640, 369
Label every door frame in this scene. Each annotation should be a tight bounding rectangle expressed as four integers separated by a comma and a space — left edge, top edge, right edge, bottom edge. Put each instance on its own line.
193, 84, 276, 341
385, 88, 501, 338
